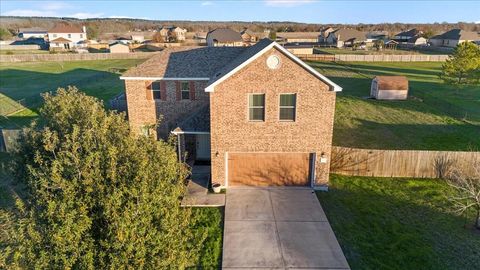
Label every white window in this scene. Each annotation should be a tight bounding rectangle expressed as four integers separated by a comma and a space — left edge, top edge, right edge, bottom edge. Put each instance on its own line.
152, 82, 161, 100
68, 34, 71, 38
279, 94, 296, 121
248, 94, 265, 121
181, 82, 190, 100
53, 34, 57, 38
80, 34, 83, 38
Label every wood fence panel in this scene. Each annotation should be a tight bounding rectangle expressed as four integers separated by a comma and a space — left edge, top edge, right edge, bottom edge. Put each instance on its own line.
0, 52, 158, 63
331, 146, 480, 178
296, 54, 448, 62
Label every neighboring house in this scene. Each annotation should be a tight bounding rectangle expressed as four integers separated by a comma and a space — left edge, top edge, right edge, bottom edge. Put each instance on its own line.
366, 31, 389, 42
240, 28, 258, 43
394, 28, 422, 43
194, 32, 208, 42
206, 28, 244, 47
326, 29, 367, 48
109, 42, 130, 53
284, 44, 314, 54
18, 27, 47, 39
131, 35, 145, 43
120, 39, 342, 188
406, 36, 427, 46
277, 32, 320, 43
48, 24, 87, 50
112, 36, 132, 45
429, 29, 480, 47
318, 27, 336, 43
371, 76, 408, 100
158, 26, 187, 42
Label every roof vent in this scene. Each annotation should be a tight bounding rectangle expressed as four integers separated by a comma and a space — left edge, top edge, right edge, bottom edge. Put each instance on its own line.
215, 72, 222, 78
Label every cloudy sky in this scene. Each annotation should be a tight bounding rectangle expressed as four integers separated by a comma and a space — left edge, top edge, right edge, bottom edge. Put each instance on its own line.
1, 0, 479, 24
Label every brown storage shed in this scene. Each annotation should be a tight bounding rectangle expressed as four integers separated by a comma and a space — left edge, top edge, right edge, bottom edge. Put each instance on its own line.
370, 76, 409, 100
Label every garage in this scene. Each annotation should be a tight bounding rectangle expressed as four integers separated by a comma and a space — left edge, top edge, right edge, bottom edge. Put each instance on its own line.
227, 153, 313, 186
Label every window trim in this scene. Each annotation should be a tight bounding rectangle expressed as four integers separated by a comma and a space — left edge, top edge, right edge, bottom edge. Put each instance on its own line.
180, 81, 190, 100
151, 81, 162, 100
278, 93, 297, 122
247, 93, 265, 122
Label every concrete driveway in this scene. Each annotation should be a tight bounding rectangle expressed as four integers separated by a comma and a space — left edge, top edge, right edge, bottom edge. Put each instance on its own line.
223, 188, 350, 269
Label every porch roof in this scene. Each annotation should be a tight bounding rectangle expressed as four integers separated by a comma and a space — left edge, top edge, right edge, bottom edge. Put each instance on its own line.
172, 106, 210, 134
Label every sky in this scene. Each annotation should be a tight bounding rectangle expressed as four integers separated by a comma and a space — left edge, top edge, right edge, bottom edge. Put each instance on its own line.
1, 0, 479, 24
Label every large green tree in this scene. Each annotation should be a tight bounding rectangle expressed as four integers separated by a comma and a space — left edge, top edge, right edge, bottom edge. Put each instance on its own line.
8, 87, 204, 269
441, 42, 480, 85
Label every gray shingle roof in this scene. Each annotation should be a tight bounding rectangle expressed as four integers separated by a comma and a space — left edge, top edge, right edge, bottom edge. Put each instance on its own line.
395, 28, 420, 37
207, 28, 243, 42
431, 29, 479, 41
121, 46, 247, 78
173, 106, 210, 132
331, 29, 367, 42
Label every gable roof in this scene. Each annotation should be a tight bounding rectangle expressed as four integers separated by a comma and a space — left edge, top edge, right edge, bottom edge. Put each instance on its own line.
50, 37, 72, 43
205, 38, 342, 92
331, 29, 367, 42
121, 39, 342, 92
395, 28, 420, 37
120, 46, 247, 79
49, 24, 84, 33
207, 28, 243, 42
430, 29, 479, 41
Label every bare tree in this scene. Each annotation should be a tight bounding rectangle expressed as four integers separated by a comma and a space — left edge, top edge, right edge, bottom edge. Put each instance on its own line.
446, 163, 480, 230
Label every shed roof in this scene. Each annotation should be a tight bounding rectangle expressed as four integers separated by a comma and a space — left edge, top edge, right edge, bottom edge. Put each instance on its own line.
374, 76, 408, 91
207, 28, 243, 42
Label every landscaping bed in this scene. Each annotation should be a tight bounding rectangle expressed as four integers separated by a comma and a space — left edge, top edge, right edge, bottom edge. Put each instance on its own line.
317, 175, 480, 270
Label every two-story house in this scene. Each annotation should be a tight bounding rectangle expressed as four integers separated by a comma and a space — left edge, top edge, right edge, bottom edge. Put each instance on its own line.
158, 26, 187, 42
206, 28, 244, 47
120, 39, 342, 189
48, 24, 87, 50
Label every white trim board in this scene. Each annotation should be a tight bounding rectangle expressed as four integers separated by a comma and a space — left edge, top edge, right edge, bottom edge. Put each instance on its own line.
120, 77, 210, 81
204, 41, 342, 93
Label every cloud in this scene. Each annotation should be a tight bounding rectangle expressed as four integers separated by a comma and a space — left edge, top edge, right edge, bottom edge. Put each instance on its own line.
108, 15, 151, 20
264, 0, 315, 7
43, 1, 71, 11
201, 1, 214, 6
67, 12, 104, 19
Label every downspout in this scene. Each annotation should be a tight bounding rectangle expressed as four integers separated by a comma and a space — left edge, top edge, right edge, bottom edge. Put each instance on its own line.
177, 133, 182, 162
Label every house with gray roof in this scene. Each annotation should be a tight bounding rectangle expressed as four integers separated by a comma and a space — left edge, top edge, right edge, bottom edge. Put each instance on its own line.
394, 28, 422, 43
206, 28, 244, 47
429, 29, 480, 47
326, 28, 368, 48
120, 38, 342, 189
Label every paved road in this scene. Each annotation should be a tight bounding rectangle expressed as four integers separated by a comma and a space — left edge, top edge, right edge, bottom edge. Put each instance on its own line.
222, 188, 350, 269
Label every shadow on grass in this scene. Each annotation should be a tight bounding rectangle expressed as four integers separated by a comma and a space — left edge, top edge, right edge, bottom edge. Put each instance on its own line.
317, 175, 480, 270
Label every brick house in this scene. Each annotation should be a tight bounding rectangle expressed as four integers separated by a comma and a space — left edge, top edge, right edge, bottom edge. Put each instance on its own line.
121, 39, 342, 189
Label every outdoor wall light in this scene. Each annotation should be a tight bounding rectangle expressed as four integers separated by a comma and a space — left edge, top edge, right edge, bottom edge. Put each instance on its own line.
215, 151, 219, 157
320, 152, 328, 163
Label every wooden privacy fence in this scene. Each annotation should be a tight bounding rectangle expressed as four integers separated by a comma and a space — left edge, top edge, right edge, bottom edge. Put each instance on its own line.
330, 146, 480, 178
0, 52, 158, 63
296, 54, 449, 62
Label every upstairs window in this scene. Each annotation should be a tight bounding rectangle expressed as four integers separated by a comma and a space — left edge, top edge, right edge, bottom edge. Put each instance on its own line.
68, 34, 71, 38
53, 34, 57, 38
248, 94, 265, 121
80, 34, 83, 38
152, 82, 161, 100
279, 94, 296, 121
181, 82, 190, 100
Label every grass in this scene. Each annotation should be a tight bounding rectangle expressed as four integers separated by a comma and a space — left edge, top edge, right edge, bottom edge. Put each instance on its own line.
317, 175, 480, 270
0, 50, 50, 55
309, 61, 480, 150
0, 59, 146, 128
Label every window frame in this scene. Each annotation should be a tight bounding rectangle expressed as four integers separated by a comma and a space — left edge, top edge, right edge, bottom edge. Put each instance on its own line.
180, 81, 190, 100
151, 81, 162, 100
279, 93, 297, 122
248, 93, 266, 122
67, 33, 71, 38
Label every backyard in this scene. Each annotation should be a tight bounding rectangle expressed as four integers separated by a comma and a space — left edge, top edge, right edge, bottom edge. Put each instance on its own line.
309, 61, 480, 150
314, 47, 450, 55
317, 175, 480, 270
0, 58, 146, 128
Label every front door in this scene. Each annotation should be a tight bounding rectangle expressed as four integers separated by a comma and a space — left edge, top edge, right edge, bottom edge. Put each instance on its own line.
196, 134, 211, 160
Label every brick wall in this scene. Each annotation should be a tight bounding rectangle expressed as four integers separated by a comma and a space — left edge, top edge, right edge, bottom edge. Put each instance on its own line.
124, 80, 209, 138
210, 46, 337, 187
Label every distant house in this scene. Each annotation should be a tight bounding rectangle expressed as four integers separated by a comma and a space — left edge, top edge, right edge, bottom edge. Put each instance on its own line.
318, 27, 336, 43
109, 42, 130, 53
277, 32, 320, 43
206, 28, 244, 47
18, 27, 47, 39
240, 29, 258, 43
326, 29, 367, 48
113, 36, 132, 45
429, 29, 480, 47
407, 36, 427, 46
48, 24, 87, 50
284, 44, 314, 54
193, 32, 208, 42
158, 26, 187, 42
394, 29, 422, 43
371, 76, 409, 100
131, 35, 144, 43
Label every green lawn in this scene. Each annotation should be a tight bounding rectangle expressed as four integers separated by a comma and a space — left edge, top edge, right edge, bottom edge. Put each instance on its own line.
309, 61, 480, 150
0, 59, 146, 128
317, 175, 480, 270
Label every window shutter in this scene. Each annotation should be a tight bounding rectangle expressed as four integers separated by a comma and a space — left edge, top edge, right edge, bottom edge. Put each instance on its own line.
160, 81, 167, 101
145, 81, 152, 101
189, 81, 195, 100
176, 81, 181, 101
